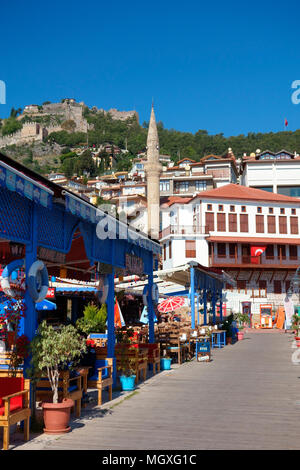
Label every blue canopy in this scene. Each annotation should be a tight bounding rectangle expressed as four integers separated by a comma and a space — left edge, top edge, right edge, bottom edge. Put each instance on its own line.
35, 299, 57, 311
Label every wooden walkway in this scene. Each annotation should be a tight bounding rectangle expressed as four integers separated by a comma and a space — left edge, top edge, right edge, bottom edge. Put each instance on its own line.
11, 330, 300, 450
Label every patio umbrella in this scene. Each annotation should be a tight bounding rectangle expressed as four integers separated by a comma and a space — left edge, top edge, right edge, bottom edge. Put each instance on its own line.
157, 296, 185, 313
114, 299, 125, 328
35, 299, 57, 311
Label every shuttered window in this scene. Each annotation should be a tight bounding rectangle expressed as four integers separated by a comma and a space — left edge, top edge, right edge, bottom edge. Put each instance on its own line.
274, 280, 282, 294
217, 243, 226, 257
205, 212, 214, 232
169, 241, 172, 259
163, 244, 166, 261
289, 245, 297, 260
240, 214, 248, 232
267, 215, 276, 234
279, 216, 287, 234
290, 216, 299, 234
256, 215, 264, 233
217, 213, 226, 231
228, 213, 237, 232
185, 240, 196, 258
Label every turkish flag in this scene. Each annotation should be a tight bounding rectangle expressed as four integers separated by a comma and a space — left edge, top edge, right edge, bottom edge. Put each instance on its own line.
285, 118, 288, 127
251, 246, 266, 264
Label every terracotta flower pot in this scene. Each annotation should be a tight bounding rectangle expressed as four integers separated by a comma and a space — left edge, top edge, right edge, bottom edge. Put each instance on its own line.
42, 398, 74, 434
237, 332, 244, 341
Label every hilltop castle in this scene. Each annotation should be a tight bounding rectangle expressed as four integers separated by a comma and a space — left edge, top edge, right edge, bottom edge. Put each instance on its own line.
0, 99, 139, 148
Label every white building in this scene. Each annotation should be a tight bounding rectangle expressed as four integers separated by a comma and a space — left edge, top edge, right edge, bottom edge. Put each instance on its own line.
240, 149, 300, 197
159, 183, 300, 323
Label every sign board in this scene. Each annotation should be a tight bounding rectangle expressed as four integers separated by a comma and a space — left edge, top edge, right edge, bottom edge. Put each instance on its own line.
46, 287, 56, 299
38, 247, 66, 264
125, 253, 144, 275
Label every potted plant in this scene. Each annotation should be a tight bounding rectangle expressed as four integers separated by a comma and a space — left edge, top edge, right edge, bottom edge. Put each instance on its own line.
160, 356, 172, 370
76, 302, 107, 337
117, 344, 137, 391
28, 321, 86, 434
222, 314, 234, 344
291, 314, 300, 346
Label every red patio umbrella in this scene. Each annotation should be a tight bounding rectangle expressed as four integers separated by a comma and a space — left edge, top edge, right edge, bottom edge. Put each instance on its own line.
157, 296, 185, 313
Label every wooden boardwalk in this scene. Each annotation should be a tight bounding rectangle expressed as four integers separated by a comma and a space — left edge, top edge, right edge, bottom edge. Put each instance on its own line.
11, 330, 300, 450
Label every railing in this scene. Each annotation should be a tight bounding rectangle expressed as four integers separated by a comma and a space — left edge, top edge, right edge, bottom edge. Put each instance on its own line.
159, 225, 208, 239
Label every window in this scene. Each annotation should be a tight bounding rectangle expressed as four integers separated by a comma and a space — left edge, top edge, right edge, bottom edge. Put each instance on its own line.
178, 181, 189, 192
279, 216, 287, 234
195, 181, 207, 191
267, 215, 276, 234
205, 212, 214, 232
280, 208, 285, 214
278, 245, 286, 259
241, 206, 246, 212
230, 205, 235, 212
217, 243, 226, 257
259, 280, 267, 290
229, 243, 236, 258
207, 204, 212, 211
266, 245, 274, 259
274, 280, 282, 294
292, 209, 296, 215
185, 240, 196, 258
289, 245, 298, 260
240, 214, 248, 232
257, 207, 262, 213
256, 215, 264, 233
218, 205, 223, 211
163, 244, 166, 261
237, 280, 246, 290
169, 241, 172, 259
228, 213, 237, 232
269, 208, 274, 214
217, 213, 226, 231
160, 180, 170, 192
290, 217, 299, 234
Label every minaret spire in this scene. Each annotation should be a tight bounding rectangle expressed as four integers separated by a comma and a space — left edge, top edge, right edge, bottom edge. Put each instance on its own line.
144, 103, 162, 240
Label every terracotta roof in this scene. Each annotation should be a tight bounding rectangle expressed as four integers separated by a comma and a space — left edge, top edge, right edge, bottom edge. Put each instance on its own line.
207, 236, 300, 245
160, 196, 193, 207
192, 184, 300, 204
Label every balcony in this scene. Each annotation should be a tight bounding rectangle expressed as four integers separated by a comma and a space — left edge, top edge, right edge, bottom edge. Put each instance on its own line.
209, 254, 300, 269
159, 225, 208, 239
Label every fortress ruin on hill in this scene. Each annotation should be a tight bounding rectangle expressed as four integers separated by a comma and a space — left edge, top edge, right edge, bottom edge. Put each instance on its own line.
0, 99, 139, 148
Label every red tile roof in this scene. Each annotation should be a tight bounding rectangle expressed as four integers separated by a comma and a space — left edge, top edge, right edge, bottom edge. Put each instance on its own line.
193, 184, 300, 203
160, 196, 193, 207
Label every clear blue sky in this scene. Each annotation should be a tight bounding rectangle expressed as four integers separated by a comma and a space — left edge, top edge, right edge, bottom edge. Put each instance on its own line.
1, 0, 299, 136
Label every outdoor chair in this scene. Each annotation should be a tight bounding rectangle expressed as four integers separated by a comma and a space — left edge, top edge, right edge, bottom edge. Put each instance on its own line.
36, 370, 83, 417
87, 358, 113, 406
0, 376, 31, 450
138, 343, 161, 375
115, 345, 148, 385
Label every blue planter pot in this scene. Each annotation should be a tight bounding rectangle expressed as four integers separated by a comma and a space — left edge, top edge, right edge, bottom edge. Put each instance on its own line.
120, 375, 136, 391
160, 358, 172, 370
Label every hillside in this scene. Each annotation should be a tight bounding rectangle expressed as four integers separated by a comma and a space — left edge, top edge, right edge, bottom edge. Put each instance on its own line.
1, 101, 300, 176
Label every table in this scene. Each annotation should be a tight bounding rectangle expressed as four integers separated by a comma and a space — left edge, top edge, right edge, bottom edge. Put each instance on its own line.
211, 330, 226, 348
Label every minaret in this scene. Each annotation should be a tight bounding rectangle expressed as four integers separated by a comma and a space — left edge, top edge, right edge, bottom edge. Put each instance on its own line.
144, 104, 162, 240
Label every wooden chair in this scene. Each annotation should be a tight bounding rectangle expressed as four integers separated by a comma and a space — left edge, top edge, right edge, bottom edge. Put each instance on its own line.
88, 358, 113, 406
0, 376, 31, 450
165, 332, 185, 364
115, 345, 148, 385
138, 343, 161, 375
36, 370, 82, 417
0, 352, 23, 378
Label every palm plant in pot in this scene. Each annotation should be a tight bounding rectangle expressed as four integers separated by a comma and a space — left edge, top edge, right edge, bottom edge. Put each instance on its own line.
28, 321, 86, 434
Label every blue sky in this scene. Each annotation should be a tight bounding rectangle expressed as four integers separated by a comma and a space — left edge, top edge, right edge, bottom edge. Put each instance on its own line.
1, 0, 299, 136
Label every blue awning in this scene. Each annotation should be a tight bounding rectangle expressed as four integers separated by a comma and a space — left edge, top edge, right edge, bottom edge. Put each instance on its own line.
0, 161, 53, 209
36, 299, 57, 310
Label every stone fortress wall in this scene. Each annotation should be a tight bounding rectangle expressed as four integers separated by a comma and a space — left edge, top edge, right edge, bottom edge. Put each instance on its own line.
0, 99, 139, 148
